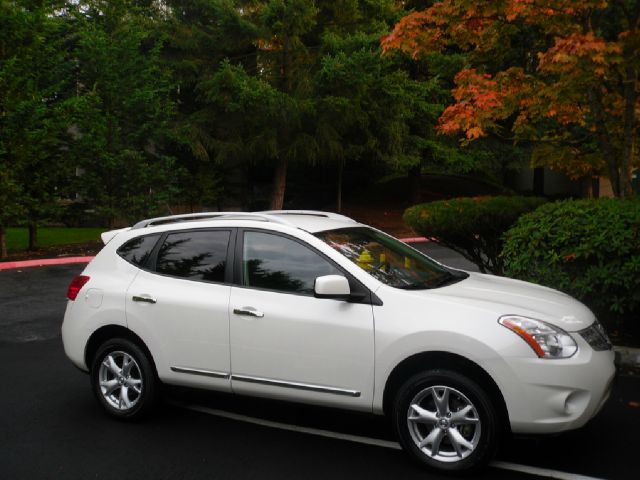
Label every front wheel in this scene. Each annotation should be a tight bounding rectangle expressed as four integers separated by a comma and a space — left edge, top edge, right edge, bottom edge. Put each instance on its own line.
392, 369, 499, 473
90, 338, 158, 420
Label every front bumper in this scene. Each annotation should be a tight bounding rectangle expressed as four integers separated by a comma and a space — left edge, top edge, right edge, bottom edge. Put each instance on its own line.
492, 335, 616, 435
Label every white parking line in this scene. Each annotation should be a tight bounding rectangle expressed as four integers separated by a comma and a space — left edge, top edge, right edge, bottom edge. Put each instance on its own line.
489, 462, 605, 480
174, 402, 402, 449
174, 402, 605, 480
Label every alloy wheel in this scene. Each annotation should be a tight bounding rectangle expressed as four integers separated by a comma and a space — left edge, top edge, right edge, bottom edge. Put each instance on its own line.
406, 385, 481, 462
98, 350, 143, 411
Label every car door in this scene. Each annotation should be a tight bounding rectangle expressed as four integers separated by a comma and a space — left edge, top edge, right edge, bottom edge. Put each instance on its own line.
126, 228, 234, 391
229, 229, 375, 410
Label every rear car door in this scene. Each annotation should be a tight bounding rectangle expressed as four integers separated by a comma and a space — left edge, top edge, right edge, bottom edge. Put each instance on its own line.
229, 229, 375, 410
125, 228, 234, 391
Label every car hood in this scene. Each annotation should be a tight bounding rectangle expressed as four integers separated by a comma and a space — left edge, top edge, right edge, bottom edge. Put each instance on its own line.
428, 272, 595, 332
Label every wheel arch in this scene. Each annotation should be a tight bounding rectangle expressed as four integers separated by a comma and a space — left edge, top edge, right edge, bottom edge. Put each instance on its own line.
85, 325, 158, 377
382, 351, 511, 434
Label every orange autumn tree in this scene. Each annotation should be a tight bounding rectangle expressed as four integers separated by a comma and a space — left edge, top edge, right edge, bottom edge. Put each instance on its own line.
382, 0, 639, 197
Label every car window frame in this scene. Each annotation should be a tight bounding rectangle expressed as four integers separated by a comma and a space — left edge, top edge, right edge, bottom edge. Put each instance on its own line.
233, 228, 381, 305
141, 227, 237, 286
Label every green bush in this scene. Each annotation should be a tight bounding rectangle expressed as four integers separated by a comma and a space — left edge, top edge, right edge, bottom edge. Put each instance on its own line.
404, 196, 546, 274
503, 198, 640, 315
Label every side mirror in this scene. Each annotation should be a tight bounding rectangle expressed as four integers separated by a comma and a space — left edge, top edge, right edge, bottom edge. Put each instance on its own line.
314, 275, 351, 299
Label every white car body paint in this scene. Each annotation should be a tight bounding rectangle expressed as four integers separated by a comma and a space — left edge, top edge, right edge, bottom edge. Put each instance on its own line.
62, 211, 615, 438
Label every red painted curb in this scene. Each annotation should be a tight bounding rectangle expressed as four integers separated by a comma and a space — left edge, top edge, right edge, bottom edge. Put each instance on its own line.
0, 256, 94, 271
399, 236, 430, 243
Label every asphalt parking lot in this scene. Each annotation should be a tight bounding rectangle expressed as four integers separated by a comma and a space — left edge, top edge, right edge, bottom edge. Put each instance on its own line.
1, 245, 638, 480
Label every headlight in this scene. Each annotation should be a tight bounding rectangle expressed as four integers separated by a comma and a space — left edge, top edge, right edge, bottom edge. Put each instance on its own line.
499, 315, 578, 359
578, 319, 612, 351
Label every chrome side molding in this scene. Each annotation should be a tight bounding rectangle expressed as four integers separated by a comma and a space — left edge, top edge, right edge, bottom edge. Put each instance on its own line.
170, 366, 230, 379
169, 368, 360, 397
232, 374, 361, 397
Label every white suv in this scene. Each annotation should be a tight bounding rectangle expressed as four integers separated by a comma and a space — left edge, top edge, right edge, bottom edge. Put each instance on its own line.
62, 210, 615, 473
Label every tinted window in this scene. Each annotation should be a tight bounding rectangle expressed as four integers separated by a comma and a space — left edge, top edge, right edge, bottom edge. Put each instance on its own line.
117, 235, 159, 267
155, 230, 230, 282
243, 231, 341, 294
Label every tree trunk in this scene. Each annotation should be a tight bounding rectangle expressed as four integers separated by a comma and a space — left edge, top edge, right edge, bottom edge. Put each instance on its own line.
336, 161, 343, 213
533, 167, 544, 196
270, 35, 292, 212
270, 156, 287, 210
579, 175, 600, 198
0, 224, 7, 259
28, 222, 38, 251
579, 176, 591, 198
592, 176, 600, 199
588, 88, 621, 197
621, 63, 637, 197
408, 164, 422, 203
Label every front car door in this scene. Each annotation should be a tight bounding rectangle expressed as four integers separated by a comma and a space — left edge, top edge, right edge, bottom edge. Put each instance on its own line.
229, 229, 375, 411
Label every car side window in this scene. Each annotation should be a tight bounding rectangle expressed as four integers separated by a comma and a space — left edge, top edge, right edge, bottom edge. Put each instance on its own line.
242, 231, 341, 295
155, 230, 230, 283
117, 234, 160, 267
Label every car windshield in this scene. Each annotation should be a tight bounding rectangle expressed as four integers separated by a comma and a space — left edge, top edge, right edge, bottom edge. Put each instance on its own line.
315, 227, 468, 289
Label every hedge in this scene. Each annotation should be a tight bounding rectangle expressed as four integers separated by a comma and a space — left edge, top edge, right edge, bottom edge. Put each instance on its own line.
502, 198, 640, 315
404, 196, 546, 274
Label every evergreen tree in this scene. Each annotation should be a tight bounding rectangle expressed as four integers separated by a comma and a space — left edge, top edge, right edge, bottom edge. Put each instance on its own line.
0, 1, 76, 250
68, 0, 180, 225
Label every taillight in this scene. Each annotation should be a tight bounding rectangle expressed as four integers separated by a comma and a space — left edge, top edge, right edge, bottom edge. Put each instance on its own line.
67, 275, 90, 300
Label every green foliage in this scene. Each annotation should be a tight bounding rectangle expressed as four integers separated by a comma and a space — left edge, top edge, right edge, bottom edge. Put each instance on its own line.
0, 1, 76, 233
314, 26, 512, 196
263, 0, 318, 42
194, 60, 296, 163
404, 196, 546, 274
0, 168, 24, 227
503, 199, 640, 315
166, 0, 504, 209
316, 32, 438, 171
0, 0, 538, 233
68, 1, 181, 225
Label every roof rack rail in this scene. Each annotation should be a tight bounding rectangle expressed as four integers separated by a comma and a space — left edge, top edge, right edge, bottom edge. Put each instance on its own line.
257, 210, 357, 223
131, 212, 295, 229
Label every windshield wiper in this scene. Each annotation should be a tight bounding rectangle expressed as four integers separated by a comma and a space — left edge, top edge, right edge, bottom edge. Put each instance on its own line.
397, 271, 468, 290
428, 273, 461, 288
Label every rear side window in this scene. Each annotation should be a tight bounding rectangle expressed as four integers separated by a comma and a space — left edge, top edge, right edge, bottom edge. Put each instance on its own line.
155, 230, 230, 283
117, 235, 160, 267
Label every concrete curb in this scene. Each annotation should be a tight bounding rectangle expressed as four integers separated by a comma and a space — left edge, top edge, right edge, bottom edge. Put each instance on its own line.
614, 346, 640, 369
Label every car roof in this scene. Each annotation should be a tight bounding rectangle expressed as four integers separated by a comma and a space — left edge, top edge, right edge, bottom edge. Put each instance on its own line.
259, 211, 361, 233
101, 210, 362, 244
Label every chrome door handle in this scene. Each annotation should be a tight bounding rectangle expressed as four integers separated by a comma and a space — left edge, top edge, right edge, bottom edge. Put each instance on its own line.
132, 295, 157, 304
233, 307, 264, 318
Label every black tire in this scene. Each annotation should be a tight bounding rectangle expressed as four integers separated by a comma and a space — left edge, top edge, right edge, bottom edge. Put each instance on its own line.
90, 338, 158, 420
392, 369, 499, 474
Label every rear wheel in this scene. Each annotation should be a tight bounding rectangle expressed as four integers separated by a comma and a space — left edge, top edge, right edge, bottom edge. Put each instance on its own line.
90, 338, 158, 420
392, 369, 499, 473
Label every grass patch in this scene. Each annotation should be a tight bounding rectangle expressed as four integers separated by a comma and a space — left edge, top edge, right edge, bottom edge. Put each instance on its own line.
6, 227, 104, 252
